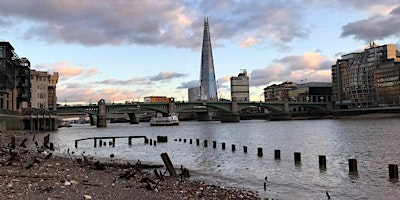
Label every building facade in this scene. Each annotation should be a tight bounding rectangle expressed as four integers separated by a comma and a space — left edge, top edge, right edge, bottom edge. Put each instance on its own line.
230, 69, 249, 102
264, 81, 297, 101
332, 43, 400, 109
188, 86, 201, 102
48, 72, 59, 110
199, 18, 218, 101
30, 70, 50, 109
288, 82, 331, 103
144, 96, 170, 103
0, 42, 31, 112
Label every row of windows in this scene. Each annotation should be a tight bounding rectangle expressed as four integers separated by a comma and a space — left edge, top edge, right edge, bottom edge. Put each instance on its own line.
37, 93, 46, 99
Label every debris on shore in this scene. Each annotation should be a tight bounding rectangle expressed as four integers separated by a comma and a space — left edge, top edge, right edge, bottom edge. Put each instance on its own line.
0, 130, 260, 199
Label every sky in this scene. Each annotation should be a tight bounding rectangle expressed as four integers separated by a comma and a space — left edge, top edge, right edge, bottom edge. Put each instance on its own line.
1, 0, 400, 104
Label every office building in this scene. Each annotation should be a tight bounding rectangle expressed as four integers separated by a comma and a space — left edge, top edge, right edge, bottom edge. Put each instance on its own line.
200, 18, 218, 101
332, 43, 400, 109
230, 69, 249, 101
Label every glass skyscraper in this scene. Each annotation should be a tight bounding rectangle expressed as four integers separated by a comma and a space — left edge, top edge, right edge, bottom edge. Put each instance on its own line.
200, 18, 218, 101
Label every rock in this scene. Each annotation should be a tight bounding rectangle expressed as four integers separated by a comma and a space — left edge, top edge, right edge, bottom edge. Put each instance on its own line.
70, 180, 78, 185
64, 181, 71, 186
83, 194, 92, 199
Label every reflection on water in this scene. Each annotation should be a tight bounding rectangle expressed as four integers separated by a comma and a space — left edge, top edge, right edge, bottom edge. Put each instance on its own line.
51, 119, 400, 199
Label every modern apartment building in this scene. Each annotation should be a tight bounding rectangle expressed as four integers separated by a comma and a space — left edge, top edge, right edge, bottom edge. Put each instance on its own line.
230, 69, 249, 102
332, 43, 400, 109
0, 42, 31, 112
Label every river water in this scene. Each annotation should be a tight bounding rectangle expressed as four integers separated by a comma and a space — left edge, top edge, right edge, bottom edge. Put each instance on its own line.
50, 118, 400, 199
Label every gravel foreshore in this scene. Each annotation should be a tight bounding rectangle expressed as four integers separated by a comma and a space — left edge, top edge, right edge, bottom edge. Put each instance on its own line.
0, 130, 261, 200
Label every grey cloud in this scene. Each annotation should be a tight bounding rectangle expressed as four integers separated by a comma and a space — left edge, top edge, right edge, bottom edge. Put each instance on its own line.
177, 80, 199, 89
250, 66, 286, 87
96, 77, 148, 85
341, 6, 400, 41
149, 71, 187, 81
0, 0, 309, 48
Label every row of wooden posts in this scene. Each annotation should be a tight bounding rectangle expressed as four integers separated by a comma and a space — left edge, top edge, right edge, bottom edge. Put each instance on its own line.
174, 138, 399, 179
74, 135, 167, 148
73, 135, 399, 180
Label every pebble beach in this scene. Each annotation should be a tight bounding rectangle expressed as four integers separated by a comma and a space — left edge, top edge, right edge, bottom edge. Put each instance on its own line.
0, 130, 260, 200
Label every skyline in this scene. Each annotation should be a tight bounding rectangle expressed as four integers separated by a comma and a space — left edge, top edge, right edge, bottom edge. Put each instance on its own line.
1, 0, 400, 104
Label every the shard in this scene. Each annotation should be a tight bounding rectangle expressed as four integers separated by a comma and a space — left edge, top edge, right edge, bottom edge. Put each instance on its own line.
200, 18, 218, 101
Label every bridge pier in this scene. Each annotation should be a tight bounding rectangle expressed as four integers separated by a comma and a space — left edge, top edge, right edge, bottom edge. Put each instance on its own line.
128, 113, 140, 124
220, 112, 240, 122
97, 99, 107, 127
197, 112, 212, 121
89, 114, 97, 126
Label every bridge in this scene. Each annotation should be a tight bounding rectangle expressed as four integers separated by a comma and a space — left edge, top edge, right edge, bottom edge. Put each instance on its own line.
56, 99, 331, 127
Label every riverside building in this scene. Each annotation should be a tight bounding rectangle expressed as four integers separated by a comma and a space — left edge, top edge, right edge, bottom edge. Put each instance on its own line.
0, 42, 31, 112
230, 69, 249, 102
332, 43, 400, 109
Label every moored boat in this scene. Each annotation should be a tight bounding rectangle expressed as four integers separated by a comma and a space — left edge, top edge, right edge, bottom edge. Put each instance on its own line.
150, 113, 179, 126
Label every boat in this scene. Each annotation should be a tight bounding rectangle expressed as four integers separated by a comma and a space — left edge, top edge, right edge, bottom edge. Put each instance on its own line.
150, 113, 179, 126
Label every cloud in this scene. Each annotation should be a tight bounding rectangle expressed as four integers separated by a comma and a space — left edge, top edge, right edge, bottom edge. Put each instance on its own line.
250, 52, 334, 87
96, 77, 148, 85
57, 86, 155, 104
34, 61, 99, 80
177, 80, 199, 89
0, 0, 310, 49
240, 37, 258, 48
149, 71, 187, 81
275, 52, 327, 70
341, 5, 400, 41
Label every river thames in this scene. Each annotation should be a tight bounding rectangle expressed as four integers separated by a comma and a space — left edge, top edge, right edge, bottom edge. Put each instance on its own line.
50, 118, 400, 199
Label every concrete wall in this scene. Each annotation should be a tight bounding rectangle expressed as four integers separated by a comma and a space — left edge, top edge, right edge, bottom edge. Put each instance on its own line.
0, 115, 23, 130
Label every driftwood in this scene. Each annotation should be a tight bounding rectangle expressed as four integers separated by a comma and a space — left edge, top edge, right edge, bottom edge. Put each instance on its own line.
19, 138, 27, 148
160, 153, 177, 177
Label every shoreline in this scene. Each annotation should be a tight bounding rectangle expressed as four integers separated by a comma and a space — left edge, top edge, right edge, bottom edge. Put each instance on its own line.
0, 130, 260, 199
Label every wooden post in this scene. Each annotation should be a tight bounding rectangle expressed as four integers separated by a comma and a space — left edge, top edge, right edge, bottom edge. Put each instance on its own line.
258, 148, 263, 157
99, 139, 103, 147
196, 139, 199, 146
213, 141, 216, 148
319, 155, 326, 170
10, 136, 15, 149
222, 143, 226, 150
144, 138, 149, 144
154, 141, 157, 146
189, 139, 192, 144
94, 139, 97, 148
204, 140, 207, 147
112, 138, 115, 147
389, 164, 398, 179
157, 136, 168, 143
232, 144, 235, 152
243, 146, 247, 153
183, 139, 186, 143
160, 153, 177, 177
349, 159, 357, 172
274, 150, 280, 160
150, 139, 153, 146
128, 136, 132, 146
75, 140, 78, 148
294, 152, 301, 164
179, 138, 182, 142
